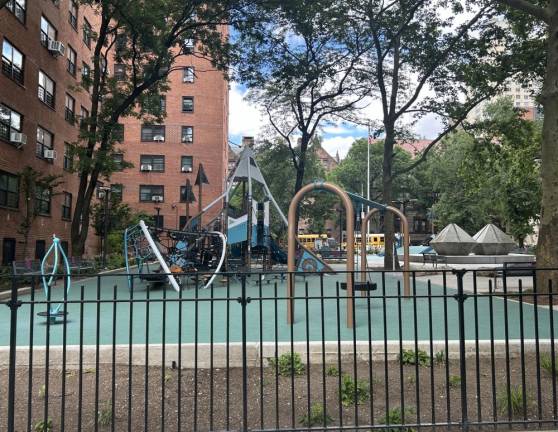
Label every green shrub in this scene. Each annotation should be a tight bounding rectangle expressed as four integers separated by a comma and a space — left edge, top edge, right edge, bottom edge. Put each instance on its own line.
34, 418, 52, 432
299, 403, 334, 427
448, 375, 461, 388
434, 350, 445, 365
380, 408, 416, 432
326, 366, 339, 377
339, 374, 369, 406
269, 352, 305, 377
541, 353, 558, 376
498, 386, 527, 417
38, 384, 46, 399
399, 349, 430, 366
98, 401, 112, 427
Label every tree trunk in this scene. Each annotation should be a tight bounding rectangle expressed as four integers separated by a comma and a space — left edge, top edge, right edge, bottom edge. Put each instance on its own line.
383, 128, 395, 270
536, 6, 558, 289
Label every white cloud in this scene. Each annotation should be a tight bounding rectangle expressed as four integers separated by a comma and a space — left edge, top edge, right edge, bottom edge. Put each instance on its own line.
322, 136, 358, 159
228, 82, 265, 139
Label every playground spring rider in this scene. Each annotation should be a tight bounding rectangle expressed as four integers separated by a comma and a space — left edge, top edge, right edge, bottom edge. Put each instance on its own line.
38, 235, 71, 322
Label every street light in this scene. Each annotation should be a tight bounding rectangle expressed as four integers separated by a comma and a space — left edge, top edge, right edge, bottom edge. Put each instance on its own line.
152, 195, 163, 229
96, 185, 111, 268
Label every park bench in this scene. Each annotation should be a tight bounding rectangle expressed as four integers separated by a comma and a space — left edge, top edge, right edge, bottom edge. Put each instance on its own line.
12, 259, 42, 276
422, 252, 447, 268
493, 261, 536, 290
319, 249, 347, 260
68, 256, 96, 275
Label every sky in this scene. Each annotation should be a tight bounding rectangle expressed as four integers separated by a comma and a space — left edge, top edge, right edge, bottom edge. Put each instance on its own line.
228, 82, 444, 159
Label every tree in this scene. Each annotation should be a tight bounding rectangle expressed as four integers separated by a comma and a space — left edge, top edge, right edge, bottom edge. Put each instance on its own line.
69, 0, 246, 256
493, 0, 558, 273
426, 97, 541, 245
235, 0, 370, 196
252, 137, 336, 239
343, 0, 536, 269
17, 167, 63, 258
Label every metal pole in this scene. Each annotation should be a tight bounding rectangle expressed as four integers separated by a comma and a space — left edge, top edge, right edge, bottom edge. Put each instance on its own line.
454, 269, 469, 431
6, 275, 20, 432
102, 191, 109, 268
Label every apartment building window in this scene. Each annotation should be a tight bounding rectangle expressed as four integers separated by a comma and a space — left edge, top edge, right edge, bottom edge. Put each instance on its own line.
114, 63, 126, 81
115, 34, 127, 58
140, 155, 165, 172
0, 104, 22, 143
182, 96, 194, 113
0, 171, 19, 209
112, 123, 124, 142
111, 184, 123, 202
139, 185, 164, 202
35, 186, 51, 215
179, 216, 190, 229
6, 0, 26, 24
2, 238, 16, 266
112, 153, 123, 170
80, 106, 89, 129
83, 19, 92, 48
2, 39, 24, 85
36, 126, 54, 160
183, 66, 194, 83
180, 156, 193, 172
61, 192, 72, 220
40, 16, 57, 48
153, 215, 164, 229
38, 70, 55, 109
35, 240, 46, 260
63, 143, 73, 171
141, 125, 165, 142
69, 1, 78, 30
67, 46, 77, 76
65, 94, 76, 124
181, 126, 193, 143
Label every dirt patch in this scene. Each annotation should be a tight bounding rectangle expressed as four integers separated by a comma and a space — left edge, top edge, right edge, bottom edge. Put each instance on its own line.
1, 354, 557, 431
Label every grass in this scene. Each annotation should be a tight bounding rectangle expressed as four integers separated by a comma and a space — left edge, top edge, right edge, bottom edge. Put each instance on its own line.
269, 352, 305, 377
33, 418, 52, 432
299, 403, 334, 427
399, 349, 430, 366
326, 366, 339, 377
380, 408, 416, 432
97, 401, 112, 427
339, 374, 370, 407
541, 353, 558, 376
448, 375, 461, 388
434, 350, 445, 365
498, 385, 528, 417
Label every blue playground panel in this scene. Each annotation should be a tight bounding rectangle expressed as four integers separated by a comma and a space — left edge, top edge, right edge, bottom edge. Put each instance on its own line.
3, 271, 557, 347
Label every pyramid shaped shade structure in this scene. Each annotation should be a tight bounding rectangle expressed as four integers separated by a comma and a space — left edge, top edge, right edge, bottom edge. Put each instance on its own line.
430, 223, 477, 256
473, 224, 516, 255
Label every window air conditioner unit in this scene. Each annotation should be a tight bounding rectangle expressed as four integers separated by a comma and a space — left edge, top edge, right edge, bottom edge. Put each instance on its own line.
181, 166, 192, 172
48, 40, 66, 56
152, 195, 163, 202
44, 149, 57, 159
153, 135, 164, 142
140, 164, 153, 171
10, 132, 27, 147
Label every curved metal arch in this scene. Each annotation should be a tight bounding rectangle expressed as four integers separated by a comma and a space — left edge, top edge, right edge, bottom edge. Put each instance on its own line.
288, 181, 356, 328
361, 207, 411, 297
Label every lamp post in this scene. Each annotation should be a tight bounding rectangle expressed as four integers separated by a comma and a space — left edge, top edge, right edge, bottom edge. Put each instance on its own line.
152, 195, 163, 229
96, 185, 111, 269
171, 203, 179, 229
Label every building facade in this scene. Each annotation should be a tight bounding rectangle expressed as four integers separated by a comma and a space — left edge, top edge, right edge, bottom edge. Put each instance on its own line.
110, 45, 229, 231
0, 0, 99, 263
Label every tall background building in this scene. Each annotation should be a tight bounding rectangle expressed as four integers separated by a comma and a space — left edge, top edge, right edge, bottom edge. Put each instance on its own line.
0, 0, 99, 263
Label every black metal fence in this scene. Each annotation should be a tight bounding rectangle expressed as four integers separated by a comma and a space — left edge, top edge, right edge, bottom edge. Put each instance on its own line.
2, 268, 558, 431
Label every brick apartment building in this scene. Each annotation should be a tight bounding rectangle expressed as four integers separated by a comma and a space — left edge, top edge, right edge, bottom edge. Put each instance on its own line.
110, 46, 229, 231
0, 0, 99, 264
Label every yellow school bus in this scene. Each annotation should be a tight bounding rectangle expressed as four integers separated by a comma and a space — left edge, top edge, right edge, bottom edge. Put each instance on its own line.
342, 233, 385, 250
298, 234, 328, 251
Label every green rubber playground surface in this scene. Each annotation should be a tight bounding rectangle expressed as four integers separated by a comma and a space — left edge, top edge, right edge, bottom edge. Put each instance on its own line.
3, 271, 558, 346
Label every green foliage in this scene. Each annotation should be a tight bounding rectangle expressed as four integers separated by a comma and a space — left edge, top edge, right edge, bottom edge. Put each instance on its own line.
380, 408, 416, 432
541, 353, 558, 376
448, 375, 461, 388
428, 97, 541, 245
399, 349, 430, 367
498, 385, 528, 417
299, 403, 334, 427
34, 418, 52, 432
38, 384, 46, 399
434, 351, 445, 365
97, 401, 112, 427
339, 374, 370, 407
326, 366, 339, 377
269, 352, 305, 377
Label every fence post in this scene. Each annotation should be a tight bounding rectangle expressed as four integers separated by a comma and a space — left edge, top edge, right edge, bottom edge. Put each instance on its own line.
237, 274, 251, 432
453, 269, 469, 432
6, 275, 22, 432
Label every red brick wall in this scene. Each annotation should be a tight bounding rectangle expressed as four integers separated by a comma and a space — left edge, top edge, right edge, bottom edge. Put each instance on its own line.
0, 1, 100, 261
